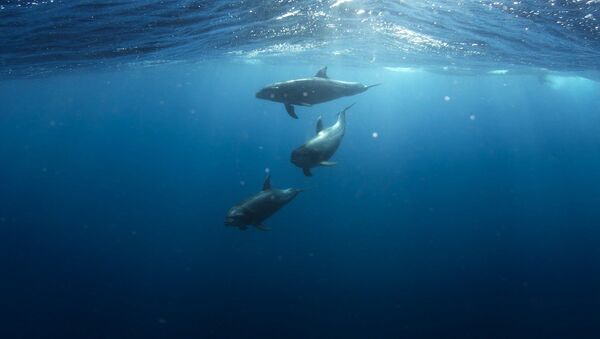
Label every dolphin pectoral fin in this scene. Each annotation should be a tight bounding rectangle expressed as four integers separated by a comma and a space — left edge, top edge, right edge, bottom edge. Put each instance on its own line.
315, 66, 328, 78
302, 168, 313, 177
319, 161, 337, 167
284, 103, 298, 119
254, 223, 271, 231
366, 83, 381, 89
316, 116, 323, 134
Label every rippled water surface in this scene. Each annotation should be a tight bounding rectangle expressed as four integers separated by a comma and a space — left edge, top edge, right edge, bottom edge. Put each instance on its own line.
1, 0, 599, 77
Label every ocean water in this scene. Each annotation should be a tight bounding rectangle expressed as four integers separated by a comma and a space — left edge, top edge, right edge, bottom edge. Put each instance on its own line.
2, 1, 600, 339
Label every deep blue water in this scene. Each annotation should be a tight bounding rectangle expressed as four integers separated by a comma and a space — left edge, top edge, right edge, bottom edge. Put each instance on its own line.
2, 1, 600, 339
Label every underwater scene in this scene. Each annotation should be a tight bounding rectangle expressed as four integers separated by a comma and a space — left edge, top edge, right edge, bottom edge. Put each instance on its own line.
1, 1, 600, 338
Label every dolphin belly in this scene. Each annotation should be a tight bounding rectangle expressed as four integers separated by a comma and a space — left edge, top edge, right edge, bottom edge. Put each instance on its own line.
240, 191, 286, 223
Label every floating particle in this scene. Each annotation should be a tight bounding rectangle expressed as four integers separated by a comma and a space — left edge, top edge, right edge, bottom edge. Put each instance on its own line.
372, 132, 379, 138
258, 146, 264, 150
443, 95, 451, 101
265, 167, 270, 173
469, 115, 476, 120
240, 180, 245, 186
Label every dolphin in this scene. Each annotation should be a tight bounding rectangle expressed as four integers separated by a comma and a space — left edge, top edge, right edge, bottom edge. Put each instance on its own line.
225, 174, 302, 231
291, 104, 354, 176
256, 67, 379, 119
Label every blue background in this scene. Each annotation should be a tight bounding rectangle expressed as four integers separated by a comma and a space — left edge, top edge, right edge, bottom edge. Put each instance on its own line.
1, 64, 600, 338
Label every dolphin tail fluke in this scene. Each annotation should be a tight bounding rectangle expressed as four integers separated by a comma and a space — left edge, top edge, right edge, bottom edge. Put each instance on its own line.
254, 223, 270, 231
285, 103, 298, 119
302, 168, 312, 177
366, 83, 381, 89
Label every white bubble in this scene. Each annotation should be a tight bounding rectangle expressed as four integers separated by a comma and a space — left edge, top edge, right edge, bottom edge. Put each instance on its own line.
443, 95, 451, 101
469, 115, 476, 120
265, 167, 270, 173
372, 132, 379, 138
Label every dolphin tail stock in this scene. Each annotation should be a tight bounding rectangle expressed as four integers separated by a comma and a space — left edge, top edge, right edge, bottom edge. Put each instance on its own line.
293, 187, 306, 195
338, 102, 356, 121
341, 102, 356, 113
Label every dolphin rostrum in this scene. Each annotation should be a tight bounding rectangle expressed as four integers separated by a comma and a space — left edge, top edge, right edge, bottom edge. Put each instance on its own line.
256, 67, 378, 119
290, 104, 355, 176
225, 174, 302, 231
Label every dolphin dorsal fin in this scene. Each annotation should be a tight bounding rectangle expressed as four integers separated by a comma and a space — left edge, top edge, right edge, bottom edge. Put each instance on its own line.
262, 174, 271, 191
314, 67, 328, 78
316, 116, 323, 134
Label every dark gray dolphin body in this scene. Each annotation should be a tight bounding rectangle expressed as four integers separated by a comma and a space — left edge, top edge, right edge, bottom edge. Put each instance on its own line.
291, 104, 354, 176
256, 67, 378, 119
225, 174, 302, 231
